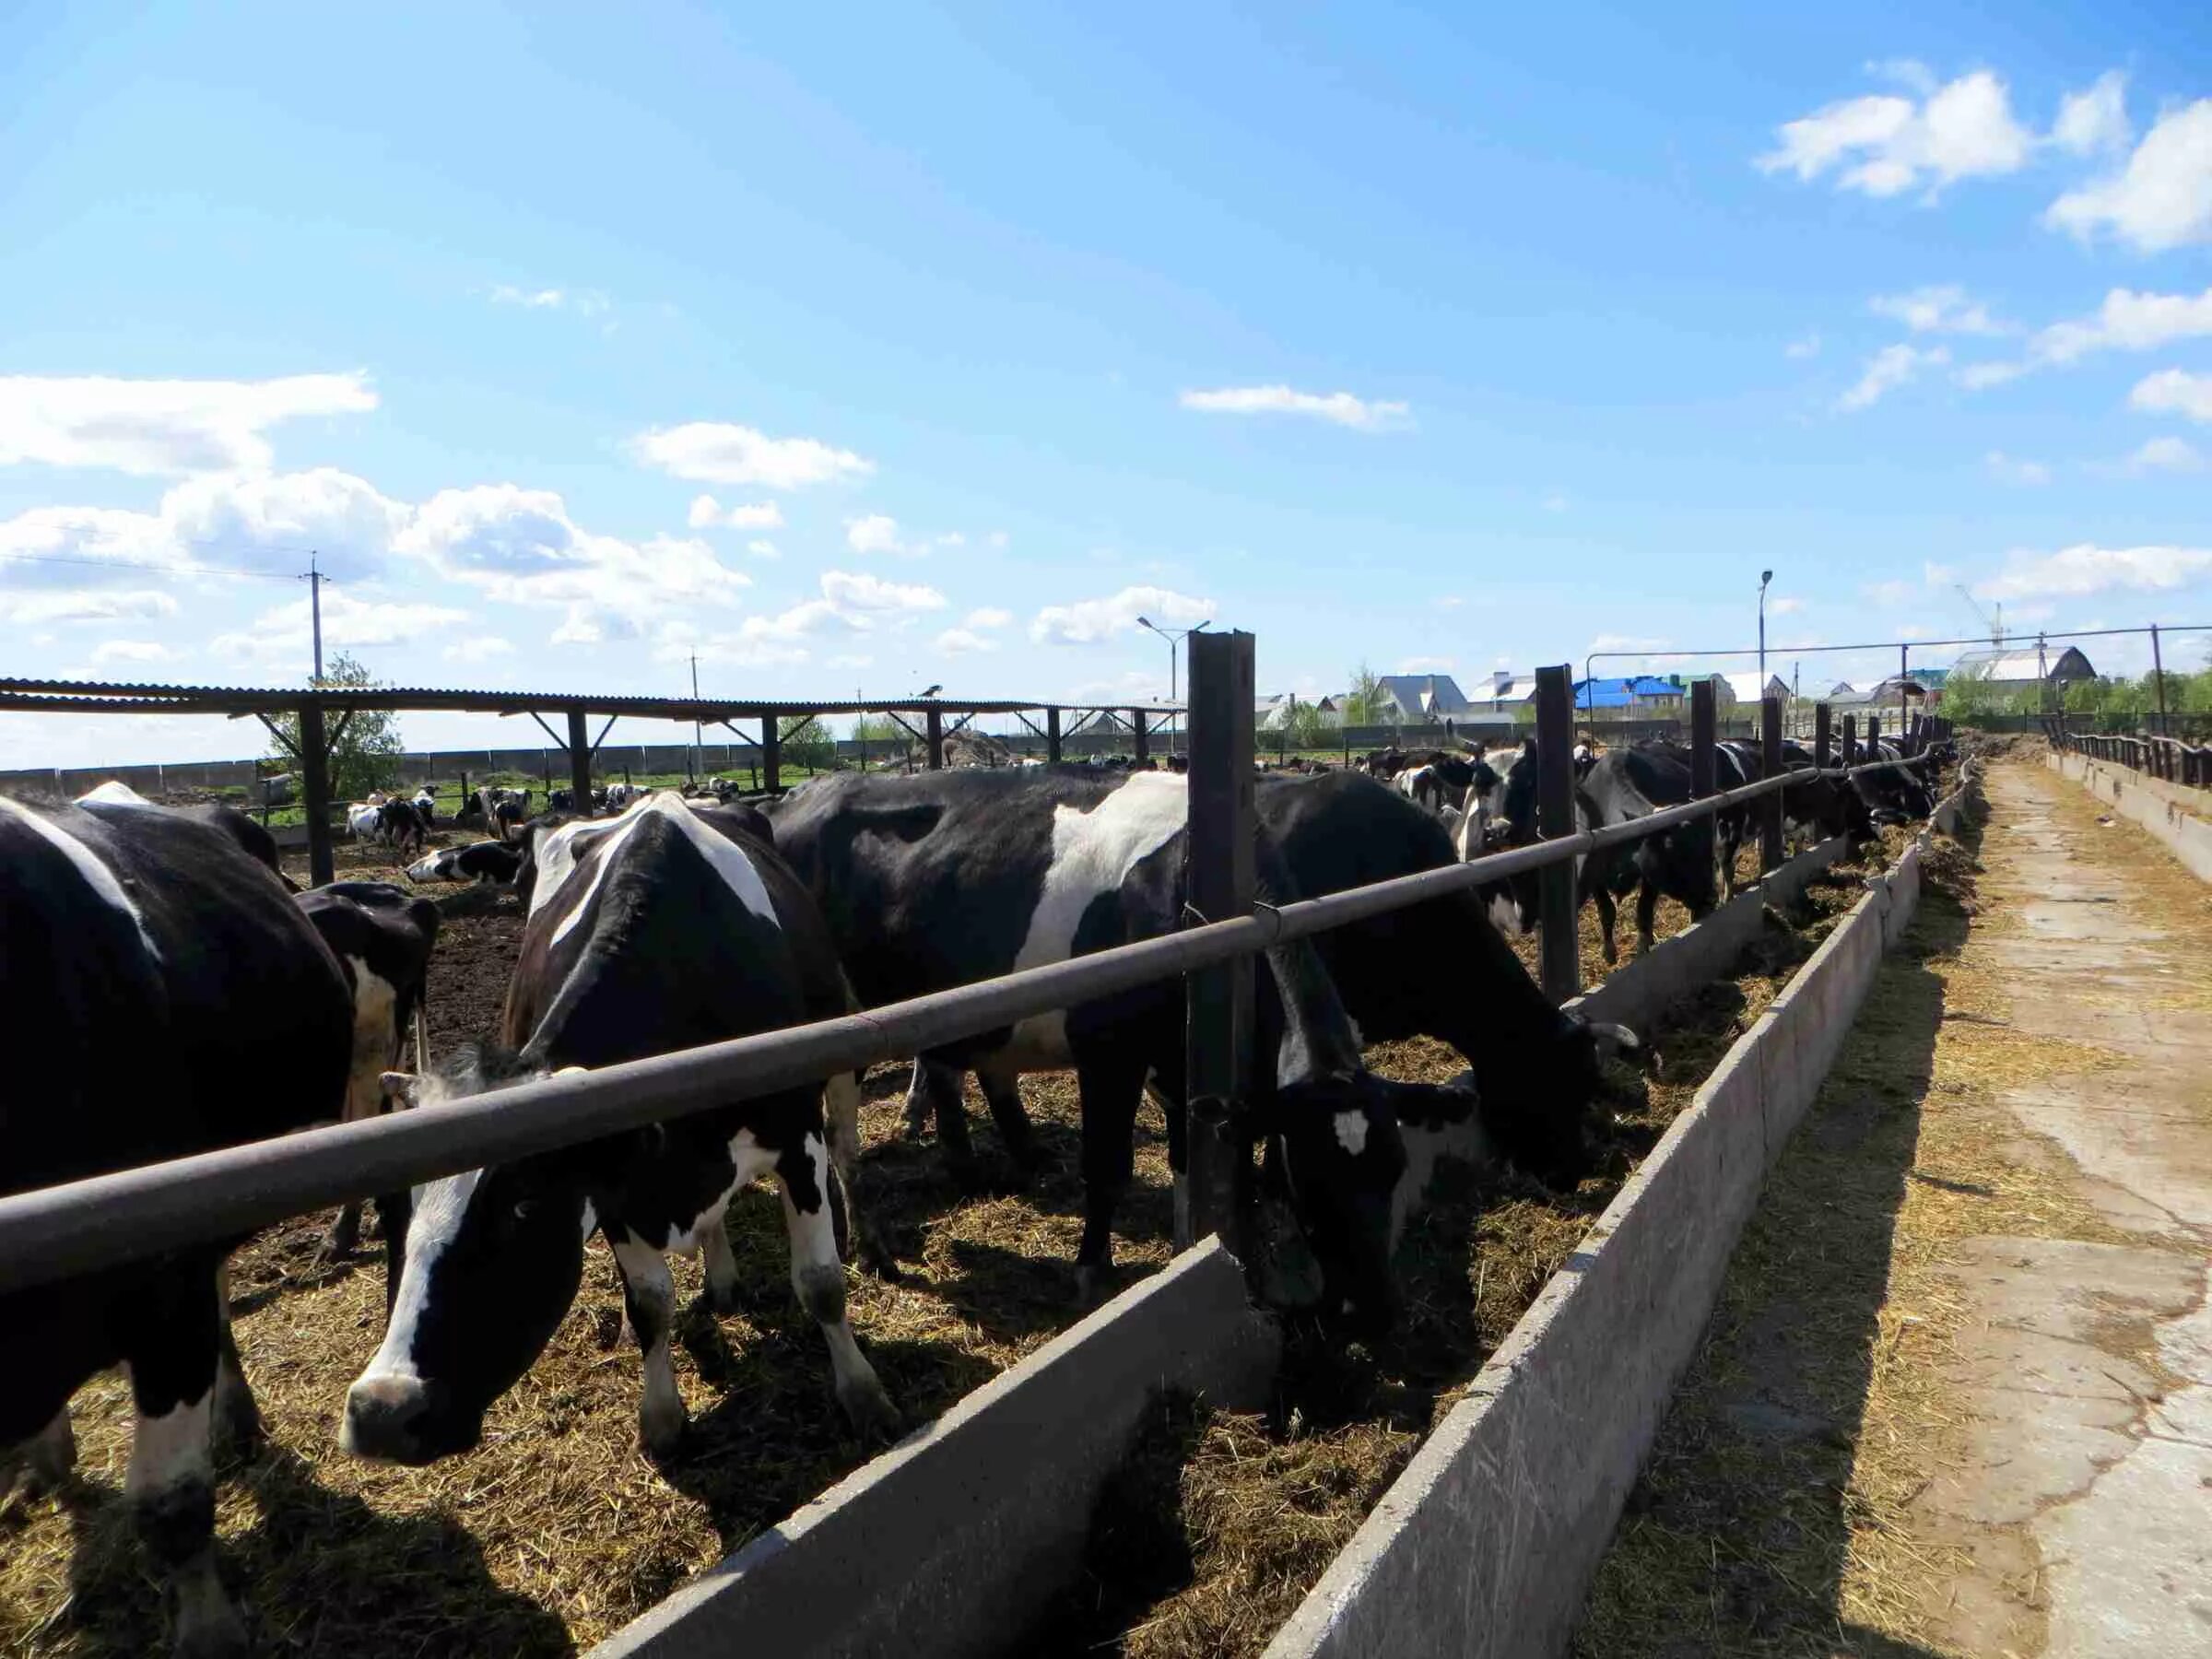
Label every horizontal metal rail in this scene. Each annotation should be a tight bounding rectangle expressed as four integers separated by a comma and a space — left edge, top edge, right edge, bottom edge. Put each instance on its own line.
0, 757, 1933, 1293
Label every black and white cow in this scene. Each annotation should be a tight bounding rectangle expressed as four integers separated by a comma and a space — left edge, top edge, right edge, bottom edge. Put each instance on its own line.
767, 768, 1481, 1331
476, 787, 530, 844
909, 771, 1632, 1201
76, 782, 298, 891
294, 882, 441, 1260
1854, 741, 1936, 825
2, 794, 352, 1658
410, 785, 438, 824
343, 793, 896, 1466
406, 840, 524, 885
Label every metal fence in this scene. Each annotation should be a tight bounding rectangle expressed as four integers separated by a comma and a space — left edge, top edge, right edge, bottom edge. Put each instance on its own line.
2046, 722, 2212, 790
0, 660, 1950, 1295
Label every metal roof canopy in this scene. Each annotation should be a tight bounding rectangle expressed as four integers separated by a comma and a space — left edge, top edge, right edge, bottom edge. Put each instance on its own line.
0, 676, 1181, 722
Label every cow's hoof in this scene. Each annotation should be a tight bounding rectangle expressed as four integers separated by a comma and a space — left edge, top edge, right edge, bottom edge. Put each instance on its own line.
211, 1389, 262, 1459
839, 1377, 901, 1441
638, 1399, 688, 1460
1074, 1262, 1112, 1306
699, 1278, 744, 1318
14, 1408, 76, 1492
171, 1587, 249, 1659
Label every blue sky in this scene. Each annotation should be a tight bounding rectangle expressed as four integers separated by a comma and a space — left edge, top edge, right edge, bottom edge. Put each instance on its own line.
3, 1, 2209, 764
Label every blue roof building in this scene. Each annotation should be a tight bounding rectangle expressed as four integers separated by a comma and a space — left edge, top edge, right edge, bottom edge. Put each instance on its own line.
1573, 675, 1685, 712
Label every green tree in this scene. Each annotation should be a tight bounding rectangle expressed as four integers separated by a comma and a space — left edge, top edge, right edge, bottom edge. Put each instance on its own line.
780, 713, 837, 771
1343, 662, 1388, 726
850, 713, 903, 745
264, 652, 405, 800
1279, 698, 1328, 748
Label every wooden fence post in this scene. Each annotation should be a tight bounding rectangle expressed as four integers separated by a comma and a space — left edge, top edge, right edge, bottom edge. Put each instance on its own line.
761, 716, 782, 794
1131, 707, 1150, 767
1842, 714, 1858, 768
1760, 695, 1784, 872
1046, 706, 1062, 764
925, 708, 945, 771
1690, 678, 1717, 888
1814, 702, 1832, 771
1185, 630, 1255, 1257
567, 707, 594, 818
300, 701, 334, 888
1535, 665, 1579, 1003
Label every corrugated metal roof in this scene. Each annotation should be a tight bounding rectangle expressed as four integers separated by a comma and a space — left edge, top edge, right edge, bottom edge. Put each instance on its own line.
1949, 645, 2096, 681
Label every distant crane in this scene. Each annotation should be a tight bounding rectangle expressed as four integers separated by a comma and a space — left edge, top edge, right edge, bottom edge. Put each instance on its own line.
1954, 585, 2006, 646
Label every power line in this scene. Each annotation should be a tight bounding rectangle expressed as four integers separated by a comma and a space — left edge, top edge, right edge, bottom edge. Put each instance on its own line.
0, 551, 305, 582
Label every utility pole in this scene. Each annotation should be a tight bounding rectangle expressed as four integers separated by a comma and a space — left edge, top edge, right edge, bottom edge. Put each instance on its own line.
689, 653, 702, 782
305, 550, 325, 682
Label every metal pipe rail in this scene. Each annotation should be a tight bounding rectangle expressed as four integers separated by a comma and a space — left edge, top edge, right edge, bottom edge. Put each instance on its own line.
0, 758, 1865, 1293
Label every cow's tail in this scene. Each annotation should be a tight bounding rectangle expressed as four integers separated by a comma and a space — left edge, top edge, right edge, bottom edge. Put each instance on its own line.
824, 974, 900, 1279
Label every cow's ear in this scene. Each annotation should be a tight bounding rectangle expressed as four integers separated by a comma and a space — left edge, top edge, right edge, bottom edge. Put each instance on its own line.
381, 1071, 423, 1108
1521, 738, 1536, 757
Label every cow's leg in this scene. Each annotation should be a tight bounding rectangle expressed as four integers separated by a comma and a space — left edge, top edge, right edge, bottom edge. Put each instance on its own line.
1589, 878, 1618, 965
1156, 1080, 1193, 1252
607, 1230, 686, 1456
698, 1213, 742, 1315
774, 1133, 898, 1437
974, 1055, 1040, 1173
823, 1071, 898, 1278
1075, 1059, 1146, 1301
125, 1268, 244, 1659
1636, 880, 1661, 956
908, 1056, 982, 1185
210, 1265, 258, 1455
6, 1404, 77, 1494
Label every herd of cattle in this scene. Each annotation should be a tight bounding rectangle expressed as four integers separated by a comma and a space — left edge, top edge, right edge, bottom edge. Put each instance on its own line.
0, 731, 1946, 1656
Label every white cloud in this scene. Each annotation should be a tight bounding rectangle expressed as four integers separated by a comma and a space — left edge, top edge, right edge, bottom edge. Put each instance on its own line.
0, 588, 179, 625
1979, 543, 2212, 601
1437, 594, 1465, 609
820, 570, 946, 612
489, 285, 609, 317
1838, 343, 1949, 410
0, 371, 377, 476
746, 538, 781, 559
1397, 654, 1456, 673
934, 628, 995, 655
964, 606, 1013, 629
442, 636, 516, 665
846, 513, 904, 555
394, 484, 753, 641
2131, 369, 2212, 423
211, 587, 469, 662
1985, 450, 2052, 486
2053, 72, 2130, 157
1030, 584, 1214, 645
2124, 436, 2205, 476
686, 494, 783, 530
2046, 100, 2212, 253
1178, 385, 1411, 431
1862, 578, 1917, 607
1785, 333, 1823, 359
1769, 595, 1807, 615
986, 531, 1010, 550
1758, 69, 2032, 198
1868, 284, 2008, 335
1586, 632, 1670, 654
828, 653, 873, 669
629, 422, 874, 488
88, 639, 177, 665
1966, 285, 2212, 387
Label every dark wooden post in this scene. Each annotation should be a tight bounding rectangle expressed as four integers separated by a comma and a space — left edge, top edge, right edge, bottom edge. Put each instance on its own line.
1185, 630, 1255, 1256
2153, 623, 2170, 739
1690, 678, 1717, 889
1760, 696, 1784, 872
566, 707, 594, 818
760, 716, 782, 794
1535, 665, 1579, 1003
1131, 708, 1150, 766
1814, 701, 1832, 771
300, 701, 335, 888
925, 707, 945, 771
1046, 706, 1063, 764
1866, 713, 1881, 752
1842, 714, 1858, 768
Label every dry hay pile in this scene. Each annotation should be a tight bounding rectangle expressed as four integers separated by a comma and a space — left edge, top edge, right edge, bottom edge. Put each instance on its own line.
1033, 831, 1924, 1657
1, 844, 1176, 1657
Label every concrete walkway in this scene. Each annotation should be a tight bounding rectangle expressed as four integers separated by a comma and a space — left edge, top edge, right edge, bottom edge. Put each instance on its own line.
1928, 762, 2212, 1655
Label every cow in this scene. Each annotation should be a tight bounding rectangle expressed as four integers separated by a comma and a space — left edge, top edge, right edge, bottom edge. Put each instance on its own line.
766, 768, 1482, 1332
907, 771, 1633, 1206
1, 794, 352, 1658
343, 793, 897, 1465
410, 785, 438, 824
293, 882, 441, 1262
376, 798, 428, 856
1854, 741, 1936, 825
476, 787, 529, 844
75, 782, 298, 891
406, 840, 524, 885
1482, 744, 1718, 962
604, 782, 643, 811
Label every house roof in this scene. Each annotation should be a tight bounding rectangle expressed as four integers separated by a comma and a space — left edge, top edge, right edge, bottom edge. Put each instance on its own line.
1721, 672, 1789, 702
1482, 675, 1541, 701
1573, 676, 1682, 709
1950, 645, 2098, 681
1375, 673, 1474, 715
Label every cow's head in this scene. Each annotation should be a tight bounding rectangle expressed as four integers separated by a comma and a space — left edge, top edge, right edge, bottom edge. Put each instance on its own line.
341, 1046, 590, 1465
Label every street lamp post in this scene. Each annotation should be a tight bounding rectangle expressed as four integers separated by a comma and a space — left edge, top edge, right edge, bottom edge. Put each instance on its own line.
1137, 616, 1207, 753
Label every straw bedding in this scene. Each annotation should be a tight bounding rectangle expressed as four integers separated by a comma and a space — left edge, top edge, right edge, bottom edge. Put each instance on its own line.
0, 804, 1937, 1658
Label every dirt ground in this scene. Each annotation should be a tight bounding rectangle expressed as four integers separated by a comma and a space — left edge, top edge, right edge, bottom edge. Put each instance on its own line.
0, 814, 1924, 1658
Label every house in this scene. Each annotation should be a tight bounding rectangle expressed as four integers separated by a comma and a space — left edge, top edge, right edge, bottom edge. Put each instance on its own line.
1717, 672, 1792, 709
1948, 644, 2098, 696
1477, 670, 1541, 711
1572, 676, 1685, 717
1373, 673, 1477, 723
1829, 681, 1856, 697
